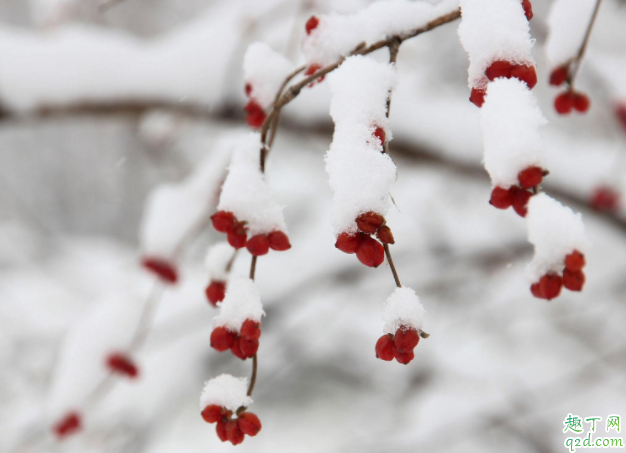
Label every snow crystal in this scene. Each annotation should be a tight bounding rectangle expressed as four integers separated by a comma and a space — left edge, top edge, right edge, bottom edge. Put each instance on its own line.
204, 242, 234, 282
199, 374, 252, 412
546, 0, 597, 68
383, 287, 426, 334
212, 276, 264, 332
217, 132, 288, 236
481, 78, 547, 188
526, 193, 588, 282
243, 42, 295, 108
303, 0, 459, 66
458, 0, 534, 89
325, 55, 397, 235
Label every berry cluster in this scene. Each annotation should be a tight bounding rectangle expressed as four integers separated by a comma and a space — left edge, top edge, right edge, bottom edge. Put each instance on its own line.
375, 327, 420, 365
549, 65, 591, 115
521, 0, 533, 20
489, 166, 547, 217
106, 353, 139, 379
471, 59, 538, 108
201, 405, 262, 446
590, 186, 620, 212
211, 211, 291, 255
531, 250, 586, 300
141, 257, 178, 284
53, 412, 81, 439
335, 212, 393, 268
304, 17, 325, 87
210, 319, 261, 360
243, 83, 266, 128
205, 280, 227, 306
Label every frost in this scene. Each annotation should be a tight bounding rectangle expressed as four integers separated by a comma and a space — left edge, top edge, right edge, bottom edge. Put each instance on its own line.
243, 42, 295, 108
199, 374, 252, 412
458, 0, 534, 89
383, 287, 426, 335
217, 132, 287, 236
481, 78, 547, 188
546, 0, 597, 68
325, 55, 397, 235
526, 193, 588, 282
204, 242, 234, 282
212, 277, 264, 332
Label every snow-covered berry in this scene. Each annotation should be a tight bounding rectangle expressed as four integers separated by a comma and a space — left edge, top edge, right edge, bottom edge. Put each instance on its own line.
227, 222, 248, 249
356, 211, 385, 234
206, 281, 227, 307
470, 87, 486, 107
563, 269, 585, 291
335, 232, 362, 254
238, 412, 262, 436
210, 326, 236, 352
211, 211, 237, 233
518, 166, 544, 189
356, 236, 385, 268
240, 319, 261, 341
511, 187, 533, 217
268, 231, 291, 251
244, 100, 266, 128
522, 0, 533, 20
489, 186, 513, 209
393, 327, 419, 352
539, 273, 563, 300
564, 250, 585, 272
246, 234, 270, 256
305, 16, 319, 35
373, 127, 386, 146
201, 405, 231, 424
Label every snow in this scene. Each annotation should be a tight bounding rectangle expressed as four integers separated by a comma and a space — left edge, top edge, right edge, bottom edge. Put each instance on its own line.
526, 193, 588, 282
481, 78, 547, 188
302, 0, 459, 66
545, 0, 597, 68
204, 242, 234, 282
199, 374, 252, 412
217, 132, 288, 236
29, 0, 78, 27
325, 55, 397, 235
244, 42, 295, 108
382, 287, 426, 335
212, 277, 264, 332
457, 0, 534, 90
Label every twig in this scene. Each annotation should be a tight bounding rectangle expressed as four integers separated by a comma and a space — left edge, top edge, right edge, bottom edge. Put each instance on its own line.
567, 0, 603, 88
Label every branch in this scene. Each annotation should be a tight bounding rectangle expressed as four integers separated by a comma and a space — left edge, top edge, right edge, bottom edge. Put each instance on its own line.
567, 0, 603, 88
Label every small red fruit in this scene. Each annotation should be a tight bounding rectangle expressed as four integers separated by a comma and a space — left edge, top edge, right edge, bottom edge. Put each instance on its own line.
470, 87, 486, 107
238, 412, 262, 436
240, 319, 261, 341
53, 412, 81, 439
305, 64, 325, 85
394, 327, 419, 352
511, 187, 533, 217
268, 231, 291, 251
530, 282, 545, 299
240, 338, 259, 358
106, 353, 138, 378
549, 65, 569, 86
518, 166, 544, 189
205, 280, 226, 306
141, 257, 178, 284
335, 232, 362, 254
590, 186, 620, 212
485, 60, 513, 81
356, 236, 385, 268
555, 91, 574, 115
522, 0, 533, 20
305, 15, 319, 35
230, 336, 247, 360
375, 335, 395, 361
376, 225, 395, 245
394, 348, 415, 365
244, 83, 252, 97
226, 420, 245, 445
563, 269, 585, 292
539, 273, 563, 300
489, 186, 513, 209
511, 64, 537, 89
356, 211, 385, 234
564, 251, 585, 272
201, 405, 224, 424
572, 92, 590, 112
211, 211, 236, 233
244, 99, 266, 128
210, 326, 236, 352
246, 234, 270, 256
373, 127, 386, 146
227, 222, 247, 249
216, 420, 229, 442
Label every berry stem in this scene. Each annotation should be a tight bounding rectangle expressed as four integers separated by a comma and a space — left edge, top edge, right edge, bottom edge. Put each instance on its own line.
383, 243, 402, 288
567, 0, 603, 88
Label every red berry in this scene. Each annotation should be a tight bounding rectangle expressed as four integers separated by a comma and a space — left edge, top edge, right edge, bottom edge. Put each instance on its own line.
216, 420, 229, 442
375, 335, 395, 361
470, 87, 486, 107
530, 281, 545, 299
539, 273, 563, 300
590, 186, 620, 212
394, 327, 419, 352
564, 250, 585, 272
244, 83, 252, 97
555, 92, 574, 115
305, 64, 325, 86
572, 92, 590, 112
205, 280, 226, 306
511, 187, 533, 217
518, 166, 544, 189
563, 269, 585, 292
511, 64, 537, 89
210, 326, 236, 352
238, 412, 262, 436
615, 103, 626, 131
227, 222, 247, 249
268, 231, 291, 251
240, 319, 261, 341
106, 353, 139, 378
373, 127, 386, 146
485, 60, 513, 81
522, 0, 533, 20
53, 412, 81, 439
211, 211, 236, 233
394, 347, 415, 365
244, 99, 266, 128
305, 15, 319, 35
549, 65, 569, 86
356, 211, 385, 234
226, 420, 245, 445
240, 338, 259, 358
356, 236, 385, 268
246, 234, 270, 256
489, 186, 513, 209
201, 405, 223, 424
141, 257, 178, 284
376, 225, 395, 245
230, 336, 247, 360
335, 232, 362, 254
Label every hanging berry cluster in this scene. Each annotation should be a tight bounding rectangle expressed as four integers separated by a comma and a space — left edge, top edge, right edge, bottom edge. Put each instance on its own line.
211, 211, 291, 255
335, 211, 394, 268
530, 250, 586, 300
489, 166, 548, 218
201, 405, 262, 446
375, 326, 420, 364
550, 66, 591, 115
211, 319, 261, 360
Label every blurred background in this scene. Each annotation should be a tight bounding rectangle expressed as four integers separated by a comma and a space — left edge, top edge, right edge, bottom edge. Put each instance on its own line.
1, 0, 625, 452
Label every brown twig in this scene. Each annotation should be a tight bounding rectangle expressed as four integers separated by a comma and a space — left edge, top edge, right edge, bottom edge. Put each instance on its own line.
567, 0, 603, 88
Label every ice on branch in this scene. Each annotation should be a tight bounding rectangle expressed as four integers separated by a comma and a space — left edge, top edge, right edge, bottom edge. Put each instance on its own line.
546, 0, 597, 69
205, 242, 234, 282
458, 0, 534, 91
213, 276, 264, 333
325, 55, 397, 235
217, 132, 287, 236
200, 374, 252, 412
481, 78, 547, 188
243, 42, 295, 108
303, 0, 459, 66
526, 193, 588, 282
383, 287, 426, 335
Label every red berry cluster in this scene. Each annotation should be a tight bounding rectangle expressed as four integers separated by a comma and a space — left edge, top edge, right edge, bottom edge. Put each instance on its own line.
521, 0, 533, 20
210, 319, 261, 360
375, 327, 420, 365
489, 166, 547, 217
549, 65, 590, 115
243, 83, 266, 128
531, 250, 586, 300
106, 353, 139, 378
335, 212, 393, 268
470, 60, 538, 108
590, 186, 620, 212
211, 211, 291, 255
53, 412, 81, 439
205, 280, 226, 306
202, 405, 262, 446
141, 257, 178, 284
